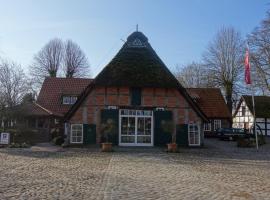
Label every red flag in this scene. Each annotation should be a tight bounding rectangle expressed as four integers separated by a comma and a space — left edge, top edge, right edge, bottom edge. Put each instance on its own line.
245, 48, 251, 84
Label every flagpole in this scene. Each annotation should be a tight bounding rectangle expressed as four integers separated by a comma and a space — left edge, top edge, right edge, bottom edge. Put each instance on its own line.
251, 89, 258, 150
246, 43, 258, 150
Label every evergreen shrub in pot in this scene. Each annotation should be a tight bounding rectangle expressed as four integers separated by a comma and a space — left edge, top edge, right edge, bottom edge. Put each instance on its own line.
100, 118, 116, 152
161, 120, 177, 152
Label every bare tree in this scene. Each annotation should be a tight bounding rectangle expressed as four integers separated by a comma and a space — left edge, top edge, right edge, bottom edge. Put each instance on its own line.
0, 59, 30, 107
248, 12, 270, 94
30, 38, 90, 91
203, 27, 245, 113
63, 40, 90, 78
30, 38, 63, 87
175, 62, 214, 88
0, 59, 32, 130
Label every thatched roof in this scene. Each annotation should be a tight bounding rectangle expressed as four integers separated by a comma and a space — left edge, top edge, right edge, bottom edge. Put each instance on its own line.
64, 31, 208, 122
95, 31, 179, 88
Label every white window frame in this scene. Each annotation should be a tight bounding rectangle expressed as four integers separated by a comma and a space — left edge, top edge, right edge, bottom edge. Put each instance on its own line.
188, 123, 200, 146
70, 96, 78, 104
119, 109, 153, 146
214, 120, 221, 131
204, 123, 211, 131
70, 124, 83, 144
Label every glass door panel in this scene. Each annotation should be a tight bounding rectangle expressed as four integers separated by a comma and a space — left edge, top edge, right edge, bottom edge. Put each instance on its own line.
137, 117, 152, 144
188, 124, 200, 146
119, 110, 153, 146
121, 117, 135, 143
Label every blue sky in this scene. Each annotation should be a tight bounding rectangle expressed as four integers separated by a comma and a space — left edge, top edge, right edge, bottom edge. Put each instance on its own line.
0, 0, 268, 76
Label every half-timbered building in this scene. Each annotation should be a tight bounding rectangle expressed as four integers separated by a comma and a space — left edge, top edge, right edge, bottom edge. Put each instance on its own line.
233, 95, 270, 136
64, 31, 208, 147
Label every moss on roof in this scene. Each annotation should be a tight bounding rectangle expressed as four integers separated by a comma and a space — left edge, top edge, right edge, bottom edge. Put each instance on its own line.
95, 31, 179, 88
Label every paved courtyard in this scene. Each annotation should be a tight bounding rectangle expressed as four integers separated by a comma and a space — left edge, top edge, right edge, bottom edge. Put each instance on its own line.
1, 139, 270, 200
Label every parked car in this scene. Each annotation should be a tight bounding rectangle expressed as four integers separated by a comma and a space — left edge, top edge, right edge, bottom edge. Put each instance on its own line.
216, 128, 247, 141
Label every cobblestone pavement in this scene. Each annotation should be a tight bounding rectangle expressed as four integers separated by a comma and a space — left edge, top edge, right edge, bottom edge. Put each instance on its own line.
1, 139, 270, 200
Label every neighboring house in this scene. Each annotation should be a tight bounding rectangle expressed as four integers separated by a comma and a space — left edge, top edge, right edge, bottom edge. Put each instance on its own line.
36, 77, 92, 119
34, 77, 91, 135
64, 31, 208, 147
1, 78, 92, 142
233, 95, 270, 136
0, 102, 56, 143
187, 88, 232, 137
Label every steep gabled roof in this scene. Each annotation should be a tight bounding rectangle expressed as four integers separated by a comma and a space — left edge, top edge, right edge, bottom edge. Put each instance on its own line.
94, 31, 179, 88
240, 95, 270, 118
187, 88, 231, 119
65, 31, 208, 122
37, 77, 92, 116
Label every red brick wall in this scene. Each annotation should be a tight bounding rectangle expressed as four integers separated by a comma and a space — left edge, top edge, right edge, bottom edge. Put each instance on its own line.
69, 86, 202, 143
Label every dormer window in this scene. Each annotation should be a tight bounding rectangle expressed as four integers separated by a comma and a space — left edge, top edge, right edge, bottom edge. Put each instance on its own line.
62, 96, 78, 105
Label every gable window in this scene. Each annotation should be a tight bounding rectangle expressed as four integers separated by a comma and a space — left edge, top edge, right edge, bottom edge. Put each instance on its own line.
214, 120, 221, 131
70, 124, 83, 144
188, 123, 200, 146
131, 88, 142, 106
63, 96, 78, 105
204, 122, 211, 131
242, 106, 246, 116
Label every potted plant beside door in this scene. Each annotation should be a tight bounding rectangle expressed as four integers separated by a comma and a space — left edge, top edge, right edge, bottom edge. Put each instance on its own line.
100, 118, 116, 152
161, 120, 177, 152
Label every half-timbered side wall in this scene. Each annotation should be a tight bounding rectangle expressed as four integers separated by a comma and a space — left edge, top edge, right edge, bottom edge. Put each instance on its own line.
233, 100, 270, 136
233, 101, 254, 129
256, 118, 270, 136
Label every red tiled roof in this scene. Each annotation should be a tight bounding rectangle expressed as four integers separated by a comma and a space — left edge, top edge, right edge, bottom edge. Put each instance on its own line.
11, 102, 52, 117
24, 102, 52, 116
187, 88, 231, 119
37, 77, 92, 117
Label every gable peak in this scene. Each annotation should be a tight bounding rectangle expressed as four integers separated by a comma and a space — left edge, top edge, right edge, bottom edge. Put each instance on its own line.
126, 31, 148, 48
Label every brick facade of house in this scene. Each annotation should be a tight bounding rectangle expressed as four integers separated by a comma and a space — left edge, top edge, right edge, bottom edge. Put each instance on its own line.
69, 87, 201, 143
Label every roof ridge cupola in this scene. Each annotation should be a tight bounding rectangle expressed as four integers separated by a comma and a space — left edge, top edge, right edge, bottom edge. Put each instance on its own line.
126, 31, 148, 48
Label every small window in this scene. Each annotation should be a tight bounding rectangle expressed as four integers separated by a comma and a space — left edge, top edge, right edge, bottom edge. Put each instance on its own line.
131, 88, 141, 106
70, 124, 83, 144
204, 123, 211, 131
63, 96, 78, 105
55, 118, 59, 124
188, 123, 200, 146
242, 106, 246, 116
214, 120, 221, 131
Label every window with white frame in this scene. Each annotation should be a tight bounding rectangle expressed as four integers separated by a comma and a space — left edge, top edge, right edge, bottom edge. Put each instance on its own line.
188, 123, 200, 146
204, 122, 211, 131
70, 124, 83, 144
214, 120, 221, 130
62, 96, 78, 105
